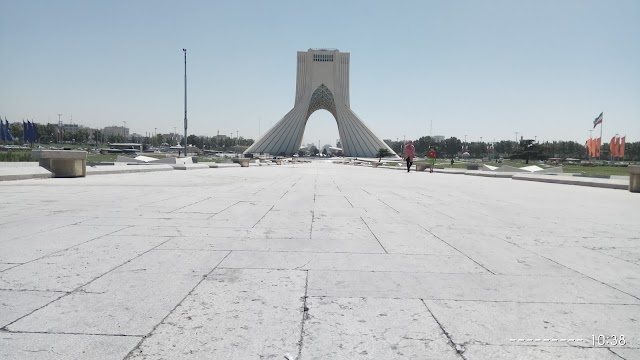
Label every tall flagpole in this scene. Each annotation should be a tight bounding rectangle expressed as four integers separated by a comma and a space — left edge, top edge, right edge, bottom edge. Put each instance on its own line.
183, 49, 188, 157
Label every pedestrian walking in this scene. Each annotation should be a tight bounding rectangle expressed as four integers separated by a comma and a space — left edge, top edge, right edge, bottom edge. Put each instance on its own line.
405, 140, 415, 172
428, 147, 436, 173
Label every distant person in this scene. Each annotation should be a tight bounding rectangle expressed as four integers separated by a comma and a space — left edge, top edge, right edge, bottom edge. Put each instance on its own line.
178, 149, 181, 157
405, 140, 415, 172
450, 158, 454, 167
427, 147, 436, 173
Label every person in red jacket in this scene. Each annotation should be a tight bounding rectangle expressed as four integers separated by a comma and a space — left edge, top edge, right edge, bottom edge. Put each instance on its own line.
427, 147, 436, 173
405, 140, 415, 172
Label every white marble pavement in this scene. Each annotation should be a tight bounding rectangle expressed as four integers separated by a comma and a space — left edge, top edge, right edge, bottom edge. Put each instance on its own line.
0, 161, 638, 360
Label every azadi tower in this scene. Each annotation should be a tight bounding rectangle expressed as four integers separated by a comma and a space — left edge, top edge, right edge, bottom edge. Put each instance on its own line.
244, 49, 397, 158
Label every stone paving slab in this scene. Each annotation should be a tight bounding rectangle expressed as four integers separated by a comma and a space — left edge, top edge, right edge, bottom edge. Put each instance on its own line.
302, 297, 460, 360
0, 225, 127, 263
219, 251, 487, 273
423, 300, 640, 348
8, 250, 229, 335
157, 235, 385, 253
128, 269, 305, 359
523, 245, 640, 298
0, 332, 141, 360
0, 216, 95, 244
307, 270, 640, 303
0, 289, 63, 328
422, 232, 580, 276
0, 235, 169, 292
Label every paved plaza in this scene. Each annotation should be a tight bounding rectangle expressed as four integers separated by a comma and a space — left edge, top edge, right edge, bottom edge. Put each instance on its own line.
0, 162, 639, 359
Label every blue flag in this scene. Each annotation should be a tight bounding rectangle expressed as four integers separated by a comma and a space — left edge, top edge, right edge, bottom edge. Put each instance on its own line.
27, 121, 33, 143
23, 121, 28, 142
31, 121, 37, 142
6, 119, 14, 142
0, 118, 5, 141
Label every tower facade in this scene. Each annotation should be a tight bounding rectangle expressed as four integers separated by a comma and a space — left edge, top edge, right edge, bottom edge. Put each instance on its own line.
244, 49, 397, 158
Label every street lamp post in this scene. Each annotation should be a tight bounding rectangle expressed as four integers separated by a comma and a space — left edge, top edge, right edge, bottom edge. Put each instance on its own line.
183, 48, 188, 157
57, 114, 62, 143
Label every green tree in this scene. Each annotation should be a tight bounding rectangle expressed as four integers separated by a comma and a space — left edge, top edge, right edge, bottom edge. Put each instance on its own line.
376, 148, 392, 162
443, 137, 462, 157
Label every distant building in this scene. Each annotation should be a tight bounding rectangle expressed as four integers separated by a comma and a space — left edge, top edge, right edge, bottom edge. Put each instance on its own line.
61, 123, 80, 133
433, 135, 445, 142
103, 126, 129, 138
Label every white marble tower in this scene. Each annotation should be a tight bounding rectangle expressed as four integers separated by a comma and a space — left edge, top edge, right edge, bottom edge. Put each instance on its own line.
244, 49, 397, 158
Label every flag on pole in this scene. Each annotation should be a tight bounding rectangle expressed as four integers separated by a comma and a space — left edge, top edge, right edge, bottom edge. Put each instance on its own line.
31, 121, 37, 142
593, 112, 603, 128
610, 136, 617, 157
5, 119, 14, 141
26, 121, 32, 143
620, 136, 626, 158
0, 118, 5, 141
23, 121, 28, 142
595, 137, 601, 157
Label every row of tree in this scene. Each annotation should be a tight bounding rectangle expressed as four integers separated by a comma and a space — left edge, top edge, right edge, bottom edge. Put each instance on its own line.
1, 123, 256, 151
3, 124, 639, 160
385, 136, 640, 161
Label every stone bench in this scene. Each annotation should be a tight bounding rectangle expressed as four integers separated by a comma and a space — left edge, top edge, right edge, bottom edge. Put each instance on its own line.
232, 158, 252, 167
274, 159, 283, 165
629, 165, 640, 193
415, 163, 428, 171
32, 150, 87, 178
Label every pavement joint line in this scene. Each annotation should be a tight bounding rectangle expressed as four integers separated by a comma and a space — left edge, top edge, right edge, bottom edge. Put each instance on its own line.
420, 225, 496, 275
309, 210, 314, 239
207, 201, 240, 220
0, 329, 143, 338
279, 189, 290, 199
123, 250, 233, 360
360, 216, 389, 254
420, 299, 467, 359
499, 237, 640, 302
344, 195, 354, 208
252, 205, 275, 228
0, 234, 176, 330
378, 198, 400, 213
136, 194, 183, 207
168, 196, 212, 213
295, 270, 310, 360
609, 348, 629, 359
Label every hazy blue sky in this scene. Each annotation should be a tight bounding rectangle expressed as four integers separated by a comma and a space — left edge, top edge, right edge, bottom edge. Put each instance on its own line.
1, 0, 638, 146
